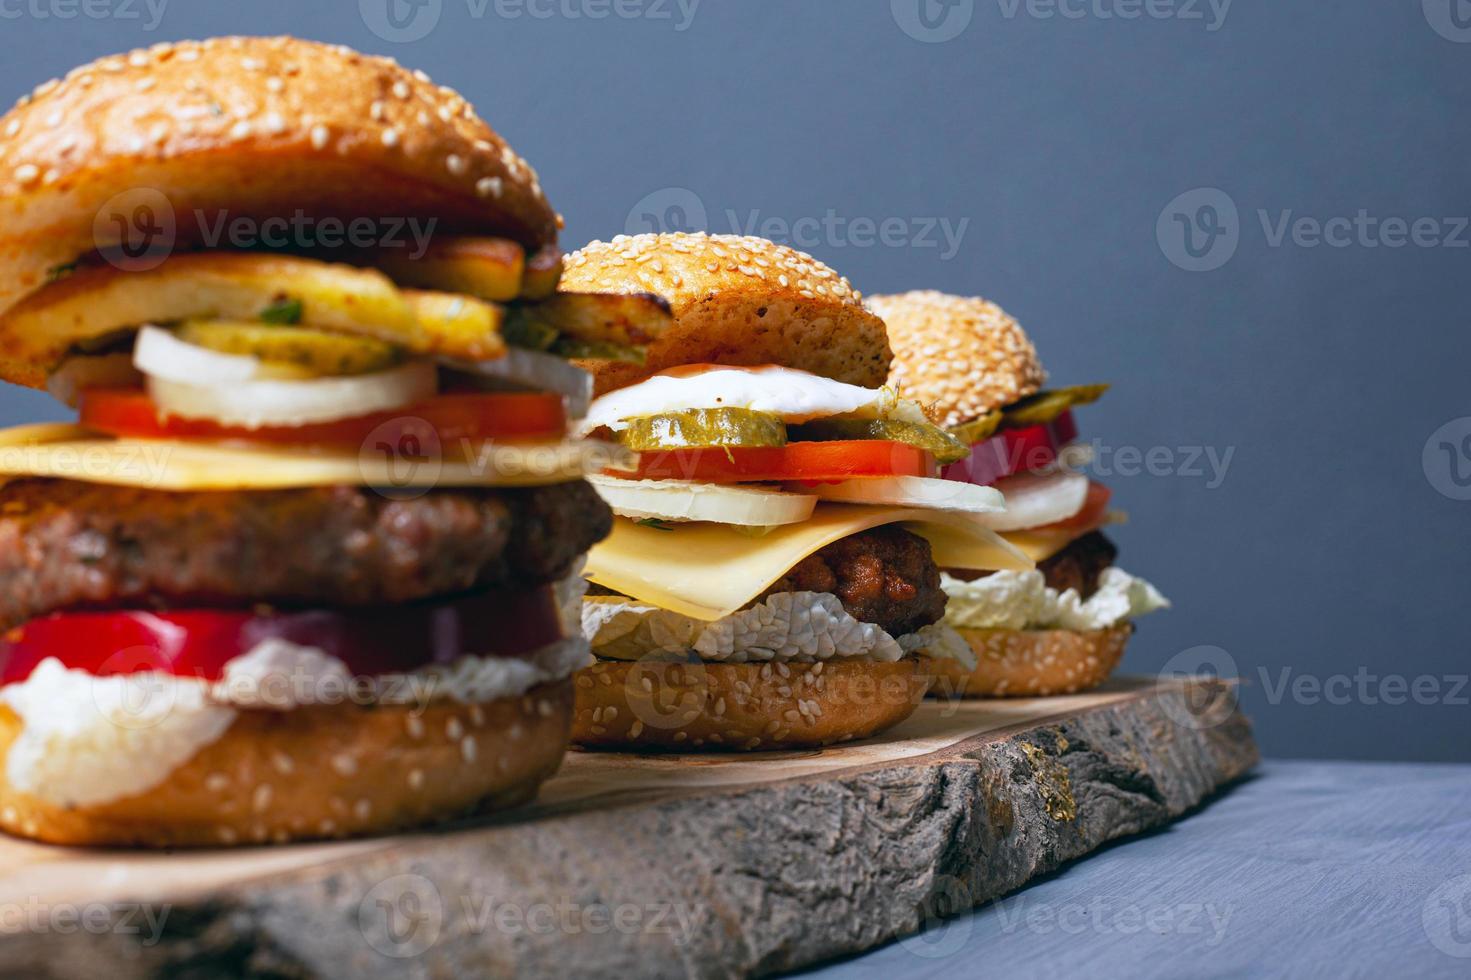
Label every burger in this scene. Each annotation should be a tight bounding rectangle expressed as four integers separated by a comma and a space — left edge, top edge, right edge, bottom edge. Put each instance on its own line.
560, 234, 1034, 751
867, 290, 1168, 697
0, 37, 673, 846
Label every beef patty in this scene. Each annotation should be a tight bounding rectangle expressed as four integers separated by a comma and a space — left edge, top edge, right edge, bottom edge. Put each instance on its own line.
0, 478, 611, 630
590, 525, 946, 639
947, 531, 1117, 598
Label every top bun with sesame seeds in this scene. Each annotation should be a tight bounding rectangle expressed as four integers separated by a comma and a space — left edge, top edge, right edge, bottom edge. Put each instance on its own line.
560, 233, 892, 395
0, 35, 559, 326
867, 290, 1047, 427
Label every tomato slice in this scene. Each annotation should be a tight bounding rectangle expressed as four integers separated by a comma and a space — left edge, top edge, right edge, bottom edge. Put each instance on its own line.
1035, 481, 1112, 533
941, 411, 1079, 487
626, 440, 937, 484
0, 586, 564, 686
78, 389, 566, 447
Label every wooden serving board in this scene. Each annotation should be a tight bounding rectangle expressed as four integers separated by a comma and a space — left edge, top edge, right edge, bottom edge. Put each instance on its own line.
0, 676, 1255, 979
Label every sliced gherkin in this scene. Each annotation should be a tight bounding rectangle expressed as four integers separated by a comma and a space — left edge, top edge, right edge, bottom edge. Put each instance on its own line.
620, 408, 787, 451
177, 321, 402, 376
551, 336, 647, 364
1002, 384, 1109, 428
948, 410, 1004, 448
791, 418, 970, 464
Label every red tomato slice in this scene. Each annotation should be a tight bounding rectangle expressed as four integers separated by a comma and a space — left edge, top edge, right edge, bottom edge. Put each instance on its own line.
1035, 482, 1113, 534
941, 411, 1079, 487
78, 389, 566, 447
626, 440, 937, 484
0, 586, 564, 686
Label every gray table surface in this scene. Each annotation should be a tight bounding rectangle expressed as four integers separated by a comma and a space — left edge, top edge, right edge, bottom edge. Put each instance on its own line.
800, 760, 1471, 979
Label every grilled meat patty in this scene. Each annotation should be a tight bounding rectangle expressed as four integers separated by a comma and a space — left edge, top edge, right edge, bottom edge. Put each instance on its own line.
0, 478, 611, 629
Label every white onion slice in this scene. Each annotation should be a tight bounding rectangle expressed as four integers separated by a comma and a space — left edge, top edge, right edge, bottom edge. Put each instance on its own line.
802, 476, 1006, 515
448, 348, 593, 419
46, 353, 142, 408
971, 470, 1090, 531
590, 475, 816, 527
134, 325, 269, 385
148, 360, 436, 429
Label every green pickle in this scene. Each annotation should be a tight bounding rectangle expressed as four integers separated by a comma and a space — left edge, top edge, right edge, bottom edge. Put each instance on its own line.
620, 408, 787, 451
947, 410, 1004, 447
791, 418, 970, 464
1002, 384, 1109, 428
177, 321, 401, 376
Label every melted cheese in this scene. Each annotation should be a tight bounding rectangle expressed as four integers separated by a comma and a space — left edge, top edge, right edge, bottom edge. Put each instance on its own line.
0, 424, 629, 490
584, 504, 1033, 621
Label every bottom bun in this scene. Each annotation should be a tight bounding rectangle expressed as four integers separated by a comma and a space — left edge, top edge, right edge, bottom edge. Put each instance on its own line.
572, 658, 926, 751
0, 679, 573, 848
922, 624, 1133, 698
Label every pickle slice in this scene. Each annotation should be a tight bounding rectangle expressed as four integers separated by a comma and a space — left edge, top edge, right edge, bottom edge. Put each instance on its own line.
1002, 384, 1109, 428
948, 410, 1003, 447
176, 321, 402, 376
620, 408, 787, 451
791, 419, 970, 464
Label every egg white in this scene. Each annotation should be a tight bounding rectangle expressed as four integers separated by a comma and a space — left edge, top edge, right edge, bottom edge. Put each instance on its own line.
578, 366, 926, 434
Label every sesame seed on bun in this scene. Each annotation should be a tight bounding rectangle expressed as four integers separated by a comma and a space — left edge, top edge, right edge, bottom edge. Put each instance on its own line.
0, 680, 573, 848
867, 290, 1047, 427
561, 233, 892, 395
922, 625, 1131, 699
0, 36, 559, 324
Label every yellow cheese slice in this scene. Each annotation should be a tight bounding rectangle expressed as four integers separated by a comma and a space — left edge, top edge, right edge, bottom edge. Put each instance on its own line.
997, 528, 1083, 562
0, 424, 629, 490
585, 504, 1034, 621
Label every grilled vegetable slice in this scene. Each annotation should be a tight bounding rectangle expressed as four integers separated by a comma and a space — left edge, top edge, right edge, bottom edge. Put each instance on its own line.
177, 322, 401, 376
520, 245, 564, 300
374, 237, 525, 302
402, 291, 506, 361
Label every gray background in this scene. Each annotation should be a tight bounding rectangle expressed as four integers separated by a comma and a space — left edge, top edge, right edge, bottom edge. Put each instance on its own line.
0, 1, 1466, 761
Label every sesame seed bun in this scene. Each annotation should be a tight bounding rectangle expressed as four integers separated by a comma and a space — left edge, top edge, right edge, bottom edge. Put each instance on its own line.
570, 657, 925, 751
0, 680, 571, 848
867, 290, 1047, 427
0, 36, 558, 327
922, 625, 1132, 699
561, 233, 892, 395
